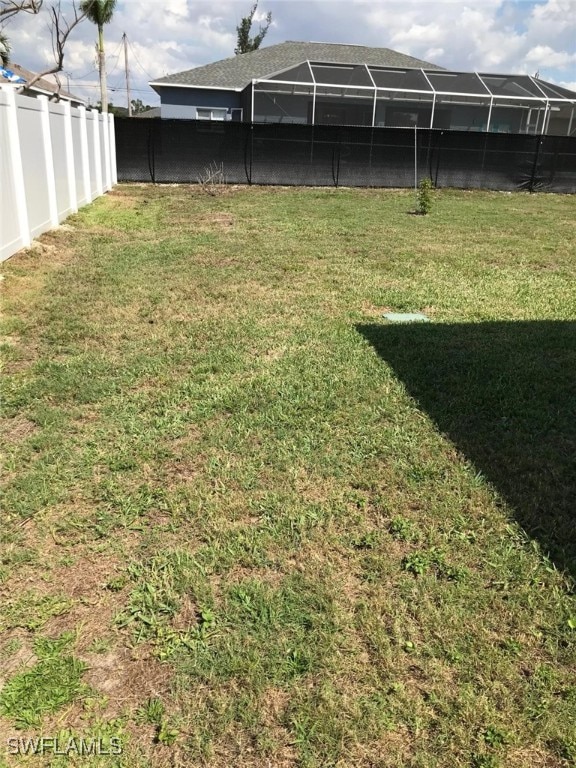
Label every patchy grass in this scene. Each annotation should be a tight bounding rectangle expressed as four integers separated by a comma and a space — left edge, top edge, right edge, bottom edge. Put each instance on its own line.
0, 634, 87, 730
0, 185, 575, 767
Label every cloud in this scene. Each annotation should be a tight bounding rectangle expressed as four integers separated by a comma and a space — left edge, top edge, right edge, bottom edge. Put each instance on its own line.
2, 0, 575, 106
525, 45, 576, 69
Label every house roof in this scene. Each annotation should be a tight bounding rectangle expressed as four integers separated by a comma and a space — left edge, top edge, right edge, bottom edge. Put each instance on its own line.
150, 41, 444, 91
136, 106, 161, 118
3, 63, 86, 104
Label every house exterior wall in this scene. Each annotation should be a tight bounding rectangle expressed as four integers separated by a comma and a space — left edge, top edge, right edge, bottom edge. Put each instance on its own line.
158, 87, 241, 119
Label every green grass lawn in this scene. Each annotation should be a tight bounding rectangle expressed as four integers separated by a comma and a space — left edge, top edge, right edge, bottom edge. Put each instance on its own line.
1, 185, 575, 768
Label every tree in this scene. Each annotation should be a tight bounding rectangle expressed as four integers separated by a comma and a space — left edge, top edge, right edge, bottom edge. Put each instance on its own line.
80, 0, 116, 112
0, 0, 43, 66
0, 29, 10, 65
96, 99, 125, 115
16, 2, 88, 92
235, 1, 271, 55
130, 98, 151, 115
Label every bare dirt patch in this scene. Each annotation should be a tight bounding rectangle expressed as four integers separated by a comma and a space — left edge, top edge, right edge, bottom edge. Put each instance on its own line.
106, 189, 141, 208
0, 636, 37, 688
200, 212, 235, 229
82, 645, 170, 715
0, 416, 38, 445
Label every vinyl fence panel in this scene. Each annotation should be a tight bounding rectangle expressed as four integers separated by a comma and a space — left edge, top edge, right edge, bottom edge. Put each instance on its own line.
0, 87, 116, 262
16, 94, 52, 238
48, 101, 73, 221
0, 89, 29, 260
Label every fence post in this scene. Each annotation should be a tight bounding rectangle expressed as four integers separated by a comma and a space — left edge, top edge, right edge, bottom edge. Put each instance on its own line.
414, 125, 418, 193
333, 130, 341, 187
146, 120, 155, 183
434, 131, 443, 188
2, 86, 31, 251
529, 134, 543, 194
63, 101, 78, 213
109, 113, 117, 185
78, 106, 92, 204
102, 112, 112, 191
249, 124, 254, 184
38, 95, 59, 228
92, 109, 103, 196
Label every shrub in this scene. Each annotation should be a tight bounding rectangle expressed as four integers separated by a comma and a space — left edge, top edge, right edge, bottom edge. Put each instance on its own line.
416, 177, 434, 215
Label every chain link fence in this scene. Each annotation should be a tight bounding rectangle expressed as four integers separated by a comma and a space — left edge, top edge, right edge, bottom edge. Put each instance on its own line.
115, 118, 576, 193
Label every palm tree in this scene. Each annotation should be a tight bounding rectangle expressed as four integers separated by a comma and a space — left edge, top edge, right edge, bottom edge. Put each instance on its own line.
0, 30, 10, 67
80, 0, 116, 112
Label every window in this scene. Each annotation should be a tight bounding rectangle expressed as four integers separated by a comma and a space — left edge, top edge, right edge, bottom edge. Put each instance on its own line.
196, 107, 228, 121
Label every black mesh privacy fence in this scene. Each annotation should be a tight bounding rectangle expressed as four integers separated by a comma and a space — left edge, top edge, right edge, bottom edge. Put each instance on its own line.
115, 118, 576, 193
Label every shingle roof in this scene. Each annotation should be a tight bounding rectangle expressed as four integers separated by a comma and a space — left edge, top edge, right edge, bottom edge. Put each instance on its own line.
150, 41, 444, 90
5, 63, 86, 104
136, 106, 162, 118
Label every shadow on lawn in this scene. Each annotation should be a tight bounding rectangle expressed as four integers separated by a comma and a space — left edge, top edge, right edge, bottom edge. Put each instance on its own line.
357, 321, 576, 581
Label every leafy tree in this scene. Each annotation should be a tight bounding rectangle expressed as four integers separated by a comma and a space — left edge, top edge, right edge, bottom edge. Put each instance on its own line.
0, 30, 10, 65
130, 98, 152, 115
235, 1, 271, 55
80, 0, 116, 112
97, 100, 126, 116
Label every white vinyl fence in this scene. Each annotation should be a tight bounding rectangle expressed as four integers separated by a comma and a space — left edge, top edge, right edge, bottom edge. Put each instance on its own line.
0, 86, 116, 262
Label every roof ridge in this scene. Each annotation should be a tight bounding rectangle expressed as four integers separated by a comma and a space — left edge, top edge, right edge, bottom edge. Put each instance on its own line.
150, 40, 444, 90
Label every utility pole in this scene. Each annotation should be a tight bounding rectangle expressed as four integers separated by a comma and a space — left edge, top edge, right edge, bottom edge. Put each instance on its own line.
123, 32, 132, 116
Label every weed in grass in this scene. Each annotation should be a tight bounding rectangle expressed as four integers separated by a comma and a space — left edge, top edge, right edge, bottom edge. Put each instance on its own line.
501, 638, 522, 656
156, 721, 179, 746
350, 531, 381, 550
402, 551, 430, 576
0, 633, 87, 729
0, 592, 74, 632
483, 726, 509, 747
106, 575, 128, 592
136, 697, 180, 746
389, 516, 417, 541
115, 550, 213, 657
402, 548, 465, 581
136, 697, 164, 726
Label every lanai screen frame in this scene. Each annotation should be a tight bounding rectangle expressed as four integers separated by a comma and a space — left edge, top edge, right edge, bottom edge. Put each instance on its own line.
250, 61, 576, 135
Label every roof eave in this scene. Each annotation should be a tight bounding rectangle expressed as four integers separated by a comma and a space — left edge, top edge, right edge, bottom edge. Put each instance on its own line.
23, 81, 85, 103
149, 81, 245, 92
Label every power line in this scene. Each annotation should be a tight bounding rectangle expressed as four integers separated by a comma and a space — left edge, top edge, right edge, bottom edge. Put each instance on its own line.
67, 82, 154, 94
106, 37, 124, 66
69, 37, 122, 81
72, 67, 97, 80
106, 54, 122, 79
127, 37, 155, 80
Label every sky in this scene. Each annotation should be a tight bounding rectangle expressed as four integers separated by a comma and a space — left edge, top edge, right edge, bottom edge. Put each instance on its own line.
3, 0, 576, 107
